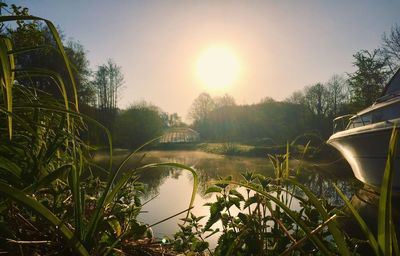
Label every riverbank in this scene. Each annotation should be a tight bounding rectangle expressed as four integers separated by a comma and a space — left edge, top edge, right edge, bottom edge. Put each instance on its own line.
150, 141, 330, 159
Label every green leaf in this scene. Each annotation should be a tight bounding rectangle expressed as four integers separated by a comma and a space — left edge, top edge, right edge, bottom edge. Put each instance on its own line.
106, 216, 122, 237
191, 240, 209, 252
229, 189, 244, 200
378, 127, 398, 255
237, 212, 248, 224
244, 195, 258, 209
228, 196, 241, 209
205, 186, 222, 194
205, 200, 224, 230
0, 156, 22, 178
0, 37, 13, 139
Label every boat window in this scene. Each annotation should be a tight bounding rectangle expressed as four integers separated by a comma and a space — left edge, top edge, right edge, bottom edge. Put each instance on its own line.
345, 100, 400, 130
372, 101, 400, 122
347, 117, 363, 128
348, 114, 371, 128
360, 114, 372, 125
333, 114, 353, 132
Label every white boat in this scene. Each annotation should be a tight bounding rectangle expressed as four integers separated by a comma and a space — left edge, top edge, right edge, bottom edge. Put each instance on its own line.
327, 69, 400, 191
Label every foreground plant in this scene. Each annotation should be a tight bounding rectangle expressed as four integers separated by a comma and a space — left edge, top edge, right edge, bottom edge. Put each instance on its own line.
0, 11, 198, 255
174, 143, 352, 255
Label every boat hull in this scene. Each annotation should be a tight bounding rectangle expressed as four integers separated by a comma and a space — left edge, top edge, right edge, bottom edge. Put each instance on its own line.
328, 120, 400, 191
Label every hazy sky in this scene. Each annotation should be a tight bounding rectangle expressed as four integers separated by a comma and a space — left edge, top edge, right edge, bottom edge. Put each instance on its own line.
11, 1, 400, 119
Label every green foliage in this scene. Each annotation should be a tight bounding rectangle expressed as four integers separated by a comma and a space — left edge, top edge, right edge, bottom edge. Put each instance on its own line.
173, 213, 209, 253
173, 132, 400, 255
114, 103, 164, 148
0, 11, 199, 255
347, 49, 390, 108
3, 5, 94, 106
188, 173, 343, 255
193, 99, 316, 142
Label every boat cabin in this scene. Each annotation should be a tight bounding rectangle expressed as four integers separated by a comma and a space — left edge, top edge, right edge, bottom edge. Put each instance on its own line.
333, 68, 400, 133
347, 98, 400, 129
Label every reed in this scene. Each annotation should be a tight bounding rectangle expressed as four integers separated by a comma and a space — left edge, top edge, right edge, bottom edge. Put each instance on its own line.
0, 14, 198, 255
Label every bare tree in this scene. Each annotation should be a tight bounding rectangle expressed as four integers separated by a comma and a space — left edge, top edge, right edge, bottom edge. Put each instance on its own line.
381, 24, 400, 73
304, 83, 329, 117
94, 59, 124, 109
326, 74, 348, 116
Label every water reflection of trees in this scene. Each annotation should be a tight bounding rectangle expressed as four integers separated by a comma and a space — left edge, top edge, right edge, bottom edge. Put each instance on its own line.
295, 161, 361, 206
94, 150, 359, 206
296, 171, 361, 206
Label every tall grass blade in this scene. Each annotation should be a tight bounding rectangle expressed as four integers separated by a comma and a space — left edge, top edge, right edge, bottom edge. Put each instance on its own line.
378, 127, 398, 255
282, 214, 338, 256
84, 138, 159, 245
23, 164, 72, 193
44, 20, 78, 111
13, 104, 113, 170
4, 38, 14, 85
285, 142, 289, 177
0, 37, 13, 139
393, 224, 400, 256
286, 179, 350, 255
15, 69, 71, 130
0, 106, 36, 134
333, 183, 380, 255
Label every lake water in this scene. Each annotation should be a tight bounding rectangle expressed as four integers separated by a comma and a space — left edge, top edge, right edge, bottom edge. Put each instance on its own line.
94, 150, 359, 247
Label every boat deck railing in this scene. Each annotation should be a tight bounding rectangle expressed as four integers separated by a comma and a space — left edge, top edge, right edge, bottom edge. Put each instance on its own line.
333, 114, 355, 133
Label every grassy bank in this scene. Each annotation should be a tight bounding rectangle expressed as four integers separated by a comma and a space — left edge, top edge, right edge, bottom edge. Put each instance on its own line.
151, 141, 320, 158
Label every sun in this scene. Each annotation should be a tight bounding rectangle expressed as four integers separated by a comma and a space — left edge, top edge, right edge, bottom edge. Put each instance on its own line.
196, 46, 240, 89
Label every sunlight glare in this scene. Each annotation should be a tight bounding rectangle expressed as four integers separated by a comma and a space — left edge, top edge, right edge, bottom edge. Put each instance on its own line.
196, 46, 240, 89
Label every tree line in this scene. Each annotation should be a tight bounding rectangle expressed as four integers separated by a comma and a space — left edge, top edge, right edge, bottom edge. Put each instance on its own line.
6, 3, 400, 147
189, 24, 400, 142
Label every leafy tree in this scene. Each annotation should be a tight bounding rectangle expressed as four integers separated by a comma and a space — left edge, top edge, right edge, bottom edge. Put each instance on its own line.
114, 103, 164, 148
194, 101, 315, 142
285, 77, 350, 137
347, 49, 389, 108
